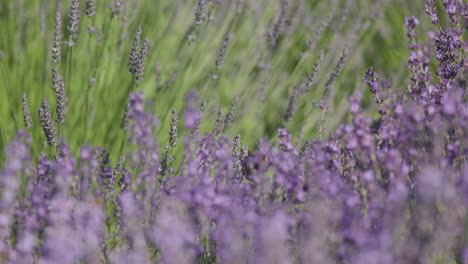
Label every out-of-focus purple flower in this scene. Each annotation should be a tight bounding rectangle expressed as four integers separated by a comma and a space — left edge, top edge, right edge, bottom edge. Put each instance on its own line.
278, 128, 298, 156
0, 132, 32, 259
365, 67, 379, 94
184, 106, 199, 129
404, 16, 419, 39
183, 91, 201, 130
212, 208, 256, 264
41, 199, 105, 263
349, 96, 361, 115
153, 198, 200, 264
110, 192, 151, 263
414, 167, 444, 202
80, 145, 92, 160
252, 211, 293, 264
424, 0, 439, 25
442, 0, 458, 20
127, 92, 160, 202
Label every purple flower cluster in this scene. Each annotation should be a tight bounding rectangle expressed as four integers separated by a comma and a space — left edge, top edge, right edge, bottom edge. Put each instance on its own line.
2, 2, 468, 263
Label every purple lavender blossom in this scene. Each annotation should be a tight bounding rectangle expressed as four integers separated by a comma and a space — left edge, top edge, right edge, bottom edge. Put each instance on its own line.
3, 3, 468, 263
404, 16, 419, 39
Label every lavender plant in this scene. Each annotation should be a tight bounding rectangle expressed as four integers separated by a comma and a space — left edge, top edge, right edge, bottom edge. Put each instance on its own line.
0, 0, 410, 157
2, 1, 466, 264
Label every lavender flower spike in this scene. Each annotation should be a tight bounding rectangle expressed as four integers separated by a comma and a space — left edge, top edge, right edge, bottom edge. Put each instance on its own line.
66, 0, 80, 47
85, 0, 96, 18
169, 109, 178, 148
52, 8, 63, 63
38, 98, 57, 146
224, 93, 240, 131
52, 66, 68, 126
324, 45, 348, 95
22, 93, 32, 130
128, 26, 142, 75
135, 39, 149, 84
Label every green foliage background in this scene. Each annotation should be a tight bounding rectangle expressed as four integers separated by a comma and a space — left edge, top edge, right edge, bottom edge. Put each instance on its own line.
0, 0, 429, 163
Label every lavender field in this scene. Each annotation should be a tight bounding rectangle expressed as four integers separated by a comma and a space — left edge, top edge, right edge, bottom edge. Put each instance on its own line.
1, 0, 468, 263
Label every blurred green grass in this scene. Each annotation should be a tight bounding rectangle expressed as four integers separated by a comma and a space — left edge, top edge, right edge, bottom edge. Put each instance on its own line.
0, 0, 428, 163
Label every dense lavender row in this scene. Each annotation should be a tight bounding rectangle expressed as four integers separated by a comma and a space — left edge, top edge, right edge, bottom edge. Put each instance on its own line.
2, 1, 468, 264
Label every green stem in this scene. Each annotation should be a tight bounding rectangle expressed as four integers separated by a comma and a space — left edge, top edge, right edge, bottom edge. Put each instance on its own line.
318, 107, 326, 139
84, 85, 90, 144
51, 144, 58, 161
65, 48, 73, 98
64, 45, 75, 143
58, 125, 62, 144
1, 62, 18, 132
95, 16, 114, 68
84, 33, 93, 144
0, 124, 5, 164
117, 131, 127, 162
102, 80, 134, 149
134, 82, 138, 92
29, 133, 39, 159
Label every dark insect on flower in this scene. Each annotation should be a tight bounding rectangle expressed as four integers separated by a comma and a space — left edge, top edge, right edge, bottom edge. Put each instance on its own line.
241, 153, 271, 182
